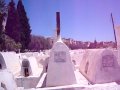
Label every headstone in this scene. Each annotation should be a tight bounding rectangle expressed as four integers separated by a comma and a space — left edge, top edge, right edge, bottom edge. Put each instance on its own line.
79, 49, 120, 84
21, 59, 32, 77
96, 50, 120, 83
46, 38, 76, 87
21, 56, 41, 76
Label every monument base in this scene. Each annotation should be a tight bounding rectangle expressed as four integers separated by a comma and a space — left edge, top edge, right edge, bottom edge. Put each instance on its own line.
46, 38, 76, 87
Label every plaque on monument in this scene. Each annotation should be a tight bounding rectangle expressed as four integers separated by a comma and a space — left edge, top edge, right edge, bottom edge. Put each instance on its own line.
102, 55, 114, 67
54, 51, 66, 62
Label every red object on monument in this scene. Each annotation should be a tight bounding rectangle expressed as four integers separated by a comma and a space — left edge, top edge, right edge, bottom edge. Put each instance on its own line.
56, 12, 60, 36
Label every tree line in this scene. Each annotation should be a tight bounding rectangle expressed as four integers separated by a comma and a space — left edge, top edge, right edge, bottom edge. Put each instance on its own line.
28, 35, 52, 51
0, 0, 31, 52
0, 0, 116, 52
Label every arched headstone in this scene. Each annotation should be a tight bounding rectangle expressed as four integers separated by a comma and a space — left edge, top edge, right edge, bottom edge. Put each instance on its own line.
21, 59, 32, 77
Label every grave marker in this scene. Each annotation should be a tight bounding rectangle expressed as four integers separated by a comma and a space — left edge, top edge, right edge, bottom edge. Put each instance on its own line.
46, 12, 76, 87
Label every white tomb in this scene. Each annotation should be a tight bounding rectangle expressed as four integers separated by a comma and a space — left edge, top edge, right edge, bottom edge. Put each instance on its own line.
79, 49, 120, 84
0, 70, 17, 90
16, 56, 43, 89
46, 37, 76, 87
0, 52, 21, 76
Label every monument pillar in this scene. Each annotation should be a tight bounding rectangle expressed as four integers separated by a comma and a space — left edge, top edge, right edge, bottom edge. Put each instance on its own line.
46, 12, 76, 87
54, 12, 61, 43
56, 12, 60, 37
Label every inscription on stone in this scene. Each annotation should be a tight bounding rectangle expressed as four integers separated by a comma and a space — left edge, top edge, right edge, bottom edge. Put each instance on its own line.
102, 55, 114, 67
54, 51, 66, 62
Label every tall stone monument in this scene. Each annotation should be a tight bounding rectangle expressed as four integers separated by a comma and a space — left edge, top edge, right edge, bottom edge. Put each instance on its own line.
46, 12, 76, 87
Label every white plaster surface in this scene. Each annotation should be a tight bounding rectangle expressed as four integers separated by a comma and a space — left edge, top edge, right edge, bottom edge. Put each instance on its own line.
0, 69, 17, 90
28, 56, 41, 76
79, 49, 120, 84
16, 56, 43, 89
74, 70, 88, 85
1, 52, 21, 76
46, 38, 76, 87
24, 83, 120, 90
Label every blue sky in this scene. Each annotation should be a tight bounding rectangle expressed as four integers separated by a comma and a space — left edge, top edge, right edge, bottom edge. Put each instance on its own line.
5, 0, 120, 41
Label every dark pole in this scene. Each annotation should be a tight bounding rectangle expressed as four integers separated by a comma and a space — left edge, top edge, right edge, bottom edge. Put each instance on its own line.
111, 13, 117, 49
56, 12, 60, 37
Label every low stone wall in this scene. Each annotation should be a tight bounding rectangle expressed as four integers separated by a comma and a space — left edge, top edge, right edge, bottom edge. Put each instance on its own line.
16, 76, 40, 89
35, 84, 120, 90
